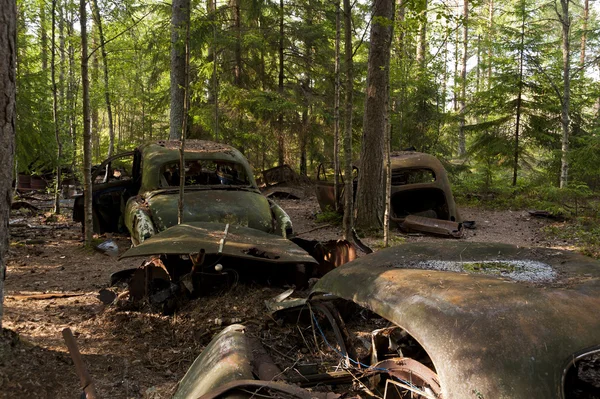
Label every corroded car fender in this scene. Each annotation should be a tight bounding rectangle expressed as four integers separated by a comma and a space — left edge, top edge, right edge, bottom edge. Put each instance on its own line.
123, 196, 156, 246
268, 199, 293, 238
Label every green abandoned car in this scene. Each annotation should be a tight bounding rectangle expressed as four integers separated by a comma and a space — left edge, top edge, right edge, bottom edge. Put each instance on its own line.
74, 140, 326, 300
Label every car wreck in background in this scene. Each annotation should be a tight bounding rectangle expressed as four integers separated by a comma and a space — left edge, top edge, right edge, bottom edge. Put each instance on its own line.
173, 242, 600, 399
75, 140, 356, 305
316, 151, 463, 237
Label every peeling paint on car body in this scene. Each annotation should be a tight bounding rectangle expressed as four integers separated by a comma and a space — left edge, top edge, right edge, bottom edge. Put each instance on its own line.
311, 241, 600, 399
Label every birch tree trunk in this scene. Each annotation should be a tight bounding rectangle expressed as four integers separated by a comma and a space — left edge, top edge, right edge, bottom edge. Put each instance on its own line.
80, 0, 93, 245
355, 0, 395, 231
0, 0, 16, 329
558, 0, 570, 188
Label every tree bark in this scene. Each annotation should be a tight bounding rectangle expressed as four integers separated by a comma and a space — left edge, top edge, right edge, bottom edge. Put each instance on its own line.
580, 0, 588, 66
80, 0, 93, 246
415, 0, 427, 70
355, 0, 395, 231
513, 5, 525, 187
231, 0, 242, 86
559, 0, 570, 188
458, 0, 468, 157
169, 0, 190, 140
333, 0, 341, 210
277, 0, 285, 166
91, 0, 115, 159
52, 0, 62, 214
0, 0, 16, 329
342, 0, 354, 240
487, 0, 493, 90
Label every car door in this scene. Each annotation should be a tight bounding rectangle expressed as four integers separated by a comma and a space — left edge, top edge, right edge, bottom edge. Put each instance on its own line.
73, 150, 141, 233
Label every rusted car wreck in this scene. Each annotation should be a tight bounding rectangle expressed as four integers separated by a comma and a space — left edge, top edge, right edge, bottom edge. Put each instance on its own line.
316, 151, 463, 237
174, 242, 600, 399
75, 140, 354, 303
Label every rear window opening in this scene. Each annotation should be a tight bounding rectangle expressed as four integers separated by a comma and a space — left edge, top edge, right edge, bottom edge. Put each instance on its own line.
160, 160, 250, 187
391, 168, 436, 186
564, 350, 600, 398
391, 187, 450, 220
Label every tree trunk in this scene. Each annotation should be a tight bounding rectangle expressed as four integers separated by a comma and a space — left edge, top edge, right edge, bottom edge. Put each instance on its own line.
169, 0, 190, 140
80, 0, 93, 246
40, 0, 48, 71
580, 0, 588, 66
277, 0, 285, 166
453, 19, 459, 113
415, 0, 427, 70
513, 5, 525, 187
231, 0, 242, 86
333, 0, 341, 210
91, 41, 99, 161
559, 0, 570, 188
342, 0, 354, 240
487, 0, 493, 90
91, 0, 115, 159
67, 8, 77, 173
458, 0, 468, 157
355, 0, 395, 231
178, 9, 190, 225
0, 0, 16, 329
51, 0, 62, 214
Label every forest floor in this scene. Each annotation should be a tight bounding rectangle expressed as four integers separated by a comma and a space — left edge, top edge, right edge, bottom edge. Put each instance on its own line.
0, 190, 581, 398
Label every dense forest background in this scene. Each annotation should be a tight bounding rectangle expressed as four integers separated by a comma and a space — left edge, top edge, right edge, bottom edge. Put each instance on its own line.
15, 0, 600, 206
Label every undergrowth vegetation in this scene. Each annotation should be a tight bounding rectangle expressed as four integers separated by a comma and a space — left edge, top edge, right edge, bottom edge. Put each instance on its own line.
450, 166, 600, 258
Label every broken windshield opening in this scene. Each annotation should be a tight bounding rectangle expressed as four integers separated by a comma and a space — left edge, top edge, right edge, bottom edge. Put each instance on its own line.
160, 160, 250, 187
391, 168, 436, 185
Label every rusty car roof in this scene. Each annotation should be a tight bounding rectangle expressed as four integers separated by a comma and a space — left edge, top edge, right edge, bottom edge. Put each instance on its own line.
390, 151, 447, 174
311, 242, 600, 399
139, 140, 257, 192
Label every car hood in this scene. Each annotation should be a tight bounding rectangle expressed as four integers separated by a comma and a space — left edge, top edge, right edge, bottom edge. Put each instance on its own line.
121, 221, 317, 266
311, 242, 600, 399
145, 188, 274, 233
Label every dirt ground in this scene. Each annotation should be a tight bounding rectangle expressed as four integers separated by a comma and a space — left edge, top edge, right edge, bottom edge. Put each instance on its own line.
0, 192, 576, 398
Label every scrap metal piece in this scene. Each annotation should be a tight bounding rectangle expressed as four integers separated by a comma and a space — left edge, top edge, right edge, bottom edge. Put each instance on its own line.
128, 257, 171, 301
400, 215, 463, 238
291, 238, 357, 276
375, 358, 442, 399
95, 239, 119, 257
311, 242, 600, 399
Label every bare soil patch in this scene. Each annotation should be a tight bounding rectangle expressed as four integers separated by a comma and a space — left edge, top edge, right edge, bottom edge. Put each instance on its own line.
0, 192, 574, 398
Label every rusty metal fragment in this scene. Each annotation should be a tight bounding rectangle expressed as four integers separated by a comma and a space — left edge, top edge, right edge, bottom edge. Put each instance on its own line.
400, 215, 463, 238
291, 238, 357, 275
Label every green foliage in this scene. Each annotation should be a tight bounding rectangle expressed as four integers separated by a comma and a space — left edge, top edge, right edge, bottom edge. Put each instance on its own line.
315, 208, 342, 225
543, 217, 600, 259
